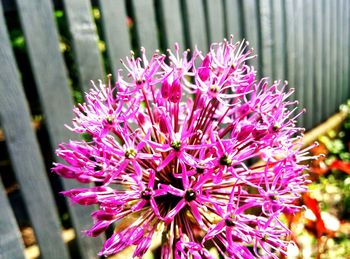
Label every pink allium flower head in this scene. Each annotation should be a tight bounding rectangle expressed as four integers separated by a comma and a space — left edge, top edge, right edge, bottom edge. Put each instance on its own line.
53, 37, 317, 258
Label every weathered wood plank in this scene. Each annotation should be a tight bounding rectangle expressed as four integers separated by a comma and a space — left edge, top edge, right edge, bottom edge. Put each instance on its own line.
0, 3, 69, 258
259, 0, 273, 79
344, 0, 349, 101
206, 0, 225, 42
183, 0, 207, 52
15, 0, 103, 257
293, 0, 305, 127
241, 0, 260, 76
98, 0, 131, 74
330, 0, 337, 115
63, 0, 105, 92
322, 0, 331, 119
161, 0, 185, 49
0, 180, 25, 259
335, 0, 341, 107
132, 0, 159, 53
313, 0, 323, 125
225, 0, 242, 41
303, 0, 314, 129
303, 111, 348, 147
340, 0, 347, 104
271, 0, 285, 81
284, 0, 296, 98
2, 0, 80, 12
344, 0, 350, 100
338, 0, 349, 104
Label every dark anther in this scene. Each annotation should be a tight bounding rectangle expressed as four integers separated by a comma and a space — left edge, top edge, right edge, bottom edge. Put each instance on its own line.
196, 167, 204, 174
185, 189, 196, 202
94, 164, 103, 171
170, 140, 182, 151
125, 148, 136, 159
272, 124, 280, 132
106, 116, 114, 124
89, 156, 96, 162
220, 154, 232, 166
210, 85, 218, 93
141, 188, 152, 200
270, 195, 278, 201
262, 234, 268, 241
225, 218, 235, 227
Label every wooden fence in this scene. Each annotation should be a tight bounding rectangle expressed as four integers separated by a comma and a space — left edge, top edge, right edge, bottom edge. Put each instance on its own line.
0, 0, 349, 258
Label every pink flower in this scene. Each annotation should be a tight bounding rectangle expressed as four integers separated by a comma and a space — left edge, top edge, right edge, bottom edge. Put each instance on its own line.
53, 37, 317, 258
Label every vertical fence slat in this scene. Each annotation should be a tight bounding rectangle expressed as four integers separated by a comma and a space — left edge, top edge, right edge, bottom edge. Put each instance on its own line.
98, 0, 131, 74
15, 0, 103, 257
259, 0, 273, 79
313, 0, 323, 125
0, 3, 69, 258
63, 0, 105, 92
336, 0, 341, 105
225, 0, 242, 41
341, 0, 347, 104
322, 0, 331, 119
303, 0, 314, 129
330, 0, 338, 115
337, 0, 344, 106
206, 0, 225, 42
132, 0, 159, 53
344, 0, 350, 100
293, 0, 305, 126
183, 0, 207, 52
0, 179, 25, 259
15, 0, 74, 143
285, 0, 296, 95
338, 0, 345, 105
241, 0, 260, 75
347, 0, 350, 99
161, 0, 185, 49
271, 0, 285, 81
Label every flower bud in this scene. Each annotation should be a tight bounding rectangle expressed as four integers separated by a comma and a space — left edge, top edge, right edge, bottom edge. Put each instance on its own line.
161, 78, 171, 99
198, 67, 210, 81
159, 115, 168, 134
169, 79, 182, 103
201, 55, 211, 67
237, 124, 254, 141
153, 107, 161, 123
197, 55, 211, 81
137, 112, 146, 125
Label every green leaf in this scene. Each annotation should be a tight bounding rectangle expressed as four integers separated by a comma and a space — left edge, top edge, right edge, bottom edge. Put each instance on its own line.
81, 132, 93, 142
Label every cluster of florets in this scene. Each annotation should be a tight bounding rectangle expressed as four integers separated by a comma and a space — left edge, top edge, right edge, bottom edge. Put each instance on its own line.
53, 37, 316, 258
